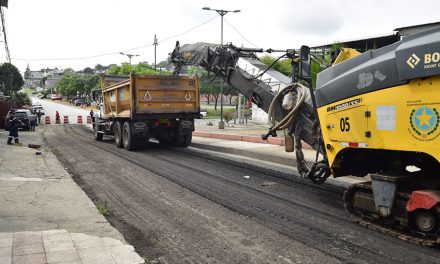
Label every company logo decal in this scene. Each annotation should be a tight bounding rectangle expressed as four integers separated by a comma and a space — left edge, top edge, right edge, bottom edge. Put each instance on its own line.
406, 53, 420, 69
327, 98, 362, 112
409, 106, 440, 141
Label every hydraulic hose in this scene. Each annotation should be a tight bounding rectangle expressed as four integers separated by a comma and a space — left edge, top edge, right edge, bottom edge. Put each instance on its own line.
265, 83, 331, 183
267, 83, 308, 131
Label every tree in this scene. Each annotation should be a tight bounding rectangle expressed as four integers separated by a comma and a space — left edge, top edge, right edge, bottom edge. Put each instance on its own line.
12, 92, 31, 107
24, 65, 31, 81
0, 63, 24, 95
40, 76, 47, 88
157, 60, 169, 69
56, 72, 99, 99
223, 84, 237, 105
83, 67, 94, 74
63, 68, 75, 74
94, 64, 108, 73
188, 66, 221, 110
106, 63, 167, 76
260, 55, 292, 76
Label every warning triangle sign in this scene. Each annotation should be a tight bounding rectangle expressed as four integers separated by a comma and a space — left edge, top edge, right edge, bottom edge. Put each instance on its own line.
184, 91, 192, 101
143, 91, 152, 101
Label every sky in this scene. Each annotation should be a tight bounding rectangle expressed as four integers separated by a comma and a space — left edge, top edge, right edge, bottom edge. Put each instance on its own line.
2, 0, 440, 74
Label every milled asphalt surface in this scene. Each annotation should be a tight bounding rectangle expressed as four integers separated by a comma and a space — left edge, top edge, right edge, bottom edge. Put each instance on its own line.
0, 112, 365, 264
191, 118, 365, 188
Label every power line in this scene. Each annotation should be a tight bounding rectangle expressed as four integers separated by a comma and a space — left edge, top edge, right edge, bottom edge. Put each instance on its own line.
223, 17, 259, 48
12, 15, 219, 62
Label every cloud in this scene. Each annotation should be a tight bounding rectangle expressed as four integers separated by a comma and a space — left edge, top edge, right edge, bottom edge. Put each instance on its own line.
280, 8, 343, 36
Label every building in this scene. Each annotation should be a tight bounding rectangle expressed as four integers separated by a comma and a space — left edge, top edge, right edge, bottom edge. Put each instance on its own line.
45, 69, 64, 91
24, 66, 64, 91
312, 21, 440, 53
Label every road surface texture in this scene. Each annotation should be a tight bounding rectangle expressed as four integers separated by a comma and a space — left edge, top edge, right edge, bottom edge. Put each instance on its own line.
44, 125, 440, 264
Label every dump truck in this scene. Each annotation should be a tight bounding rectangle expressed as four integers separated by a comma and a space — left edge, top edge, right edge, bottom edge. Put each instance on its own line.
94, 74, 200, 150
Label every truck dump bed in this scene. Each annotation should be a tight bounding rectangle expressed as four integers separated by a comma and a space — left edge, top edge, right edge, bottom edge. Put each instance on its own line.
101, 74, 200, 118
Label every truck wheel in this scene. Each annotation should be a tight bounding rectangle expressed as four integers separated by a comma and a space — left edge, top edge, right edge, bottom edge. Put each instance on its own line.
94, 123, 103, 141
114, 121, 123, 148
122, 121, 135, 151
183, 134, 192, 147
174, 134, 192, 147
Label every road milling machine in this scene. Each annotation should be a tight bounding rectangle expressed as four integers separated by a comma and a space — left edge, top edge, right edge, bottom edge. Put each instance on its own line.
170, 27, 440, 245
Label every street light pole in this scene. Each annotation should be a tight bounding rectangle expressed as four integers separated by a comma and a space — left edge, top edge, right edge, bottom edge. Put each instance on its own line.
202, 7, 240, 129
154, 34, 158, 71
119, 52, 139, 65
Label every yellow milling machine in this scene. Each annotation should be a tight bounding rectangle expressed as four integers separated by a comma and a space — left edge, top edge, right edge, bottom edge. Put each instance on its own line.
170, 27, 440, 245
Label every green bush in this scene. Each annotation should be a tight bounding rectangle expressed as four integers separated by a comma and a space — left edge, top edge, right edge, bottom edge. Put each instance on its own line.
223, 112, 234, 126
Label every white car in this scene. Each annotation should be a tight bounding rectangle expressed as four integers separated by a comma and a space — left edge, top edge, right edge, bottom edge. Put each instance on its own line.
200, 108, 208, 118
32, 105, 45, 115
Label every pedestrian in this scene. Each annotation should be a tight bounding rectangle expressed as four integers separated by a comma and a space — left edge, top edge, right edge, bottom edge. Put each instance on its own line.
36, 110, 42, 124
30, 117, 36, 131
7, 111, 22, 145
55, 111, 60, 124
90, 109, 94, 126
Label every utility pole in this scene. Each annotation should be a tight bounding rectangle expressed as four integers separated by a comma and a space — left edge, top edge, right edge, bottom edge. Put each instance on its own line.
202, 7, 241, 129
154, 34, 158, 71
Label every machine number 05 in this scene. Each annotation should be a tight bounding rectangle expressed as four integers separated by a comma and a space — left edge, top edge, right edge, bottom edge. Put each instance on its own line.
340, 117, 350, 132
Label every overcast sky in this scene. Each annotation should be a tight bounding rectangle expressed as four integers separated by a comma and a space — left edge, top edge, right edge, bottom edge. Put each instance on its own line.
3, 0, 440, 73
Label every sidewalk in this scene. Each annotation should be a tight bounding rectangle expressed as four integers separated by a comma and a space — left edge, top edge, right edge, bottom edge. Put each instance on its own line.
0, 129, 144, 264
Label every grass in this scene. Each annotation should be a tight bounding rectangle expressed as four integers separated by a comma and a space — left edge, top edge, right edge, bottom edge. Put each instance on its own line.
96, 201, 110, 216
43, 147, 52, 153
203, 105, 236, 119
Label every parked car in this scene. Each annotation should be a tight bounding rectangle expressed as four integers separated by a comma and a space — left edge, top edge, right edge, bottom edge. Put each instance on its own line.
200, 108, 208, 118
74, 98, 91, 106
31, 105, 45, 115
5, 109, 36, 131
51, 94, 62, 101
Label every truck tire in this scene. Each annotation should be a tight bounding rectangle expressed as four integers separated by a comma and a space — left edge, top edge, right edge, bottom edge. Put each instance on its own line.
114, 121, 123, 148
174, 134, 192, 147
94, 123, 103, 141
122, 121, 135, 151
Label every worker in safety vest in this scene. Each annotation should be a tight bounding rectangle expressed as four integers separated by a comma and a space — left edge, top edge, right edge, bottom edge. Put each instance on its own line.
7, 111, 22, 145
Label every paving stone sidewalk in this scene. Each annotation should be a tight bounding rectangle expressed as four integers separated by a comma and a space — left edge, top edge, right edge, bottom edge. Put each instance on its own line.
0, 129, 144, 264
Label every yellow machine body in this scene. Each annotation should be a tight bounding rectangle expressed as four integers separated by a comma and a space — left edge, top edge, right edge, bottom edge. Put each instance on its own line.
319, 76, 440, 176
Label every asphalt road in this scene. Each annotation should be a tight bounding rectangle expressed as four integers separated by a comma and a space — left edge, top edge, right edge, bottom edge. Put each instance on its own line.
44, 125, 440, 264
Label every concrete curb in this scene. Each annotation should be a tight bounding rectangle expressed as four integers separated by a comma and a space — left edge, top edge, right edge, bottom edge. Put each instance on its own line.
190, 142, 296, 167
193, 131, 285, 146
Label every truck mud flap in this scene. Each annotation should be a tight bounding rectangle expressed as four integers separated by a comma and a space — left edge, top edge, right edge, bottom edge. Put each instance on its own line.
178, 120, 194, 135
132, 120, 149, 136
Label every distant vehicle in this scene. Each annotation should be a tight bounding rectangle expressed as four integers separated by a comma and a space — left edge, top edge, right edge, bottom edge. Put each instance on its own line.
200, 108, 208, 118
74, 98, 91, 106
5, 109, 36, 131
32, 102, 42, 107
51, 94, 62, 101
31, 105, 45, 115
